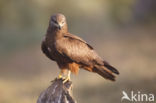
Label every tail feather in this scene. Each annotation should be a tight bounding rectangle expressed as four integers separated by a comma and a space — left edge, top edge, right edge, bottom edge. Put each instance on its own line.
93, 66, 116, 81
103, 61, 119, 75
93, 61, 119, 81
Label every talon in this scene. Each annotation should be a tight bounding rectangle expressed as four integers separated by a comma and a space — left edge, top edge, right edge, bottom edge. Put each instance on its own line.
58, 74, 62, 79
58, 73, 65, 80
63, 77, 70, 83
63, 71, 71, 83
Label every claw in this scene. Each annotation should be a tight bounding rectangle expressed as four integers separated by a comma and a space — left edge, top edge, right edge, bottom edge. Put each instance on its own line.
57, 73, 65, 80
63, 71, 71, 83
63, 77, 70, 83
58, 74, 63, 79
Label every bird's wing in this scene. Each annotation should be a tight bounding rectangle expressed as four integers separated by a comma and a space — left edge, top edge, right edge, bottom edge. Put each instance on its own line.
55, 33, 104, 66
55, 33, 119, 81
64, 33, 94, 49
41, 39, 55, 60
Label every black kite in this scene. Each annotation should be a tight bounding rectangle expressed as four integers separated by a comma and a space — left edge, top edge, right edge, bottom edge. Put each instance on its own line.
41, 13, 119, 82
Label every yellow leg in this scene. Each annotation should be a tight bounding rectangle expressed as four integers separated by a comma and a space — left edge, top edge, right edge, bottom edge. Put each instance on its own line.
63, 70, 71, 83
58, 69, 65, 79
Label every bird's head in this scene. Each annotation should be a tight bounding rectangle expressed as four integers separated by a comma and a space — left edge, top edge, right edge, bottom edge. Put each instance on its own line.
49, 13, 67, 31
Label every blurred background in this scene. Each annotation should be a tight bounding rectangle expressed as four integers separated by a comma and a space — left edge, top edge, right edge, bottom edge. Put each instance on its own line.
0, 0, 156, 103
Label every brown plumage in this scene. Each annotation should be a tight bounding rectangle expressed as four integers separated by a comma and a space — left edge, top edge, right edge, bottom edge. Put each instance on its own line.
41, 13, 119, 81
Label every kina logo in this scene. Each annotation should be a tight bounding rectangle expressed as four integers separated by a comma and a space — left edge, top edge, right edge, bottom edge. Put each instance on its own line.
121, 91, 155, 102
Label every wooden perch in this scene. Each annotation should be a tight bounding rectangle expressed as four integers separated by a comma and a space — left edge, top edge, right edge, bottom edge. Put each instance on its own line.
37, 78, 76, 103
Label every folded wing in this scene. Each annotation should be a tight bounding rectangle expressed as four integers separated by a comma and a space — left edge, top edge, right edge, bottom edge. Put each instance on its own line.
55, 33, 119, 81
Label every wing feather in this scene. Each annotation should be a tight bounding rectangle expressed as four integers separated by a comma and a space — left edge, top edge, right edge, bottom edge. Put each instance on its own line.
55, 33, 103, 66
41, 40, 55, 60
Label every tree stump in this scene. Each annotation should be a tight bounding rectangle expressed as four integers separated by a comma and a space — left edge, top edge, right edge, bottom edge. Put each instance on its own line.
37, 78, 76, 103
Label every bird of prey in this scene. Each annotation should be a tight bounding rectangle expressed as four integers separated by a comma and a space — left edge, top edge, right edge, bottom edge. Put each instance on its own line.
41, 13, 119, 82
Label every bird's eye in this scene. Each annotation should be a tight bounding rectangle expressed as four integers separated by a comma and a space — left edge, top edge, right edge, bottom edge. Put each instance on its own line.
62, 21, 65, 24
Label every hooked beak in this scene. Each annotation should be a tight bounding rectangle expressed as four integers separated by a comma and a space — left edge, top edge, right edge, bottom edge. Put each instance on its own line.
55, 24, 62, 30
57, 24, 61, 30
50, 21, 62, 30
57, 23, 64, 30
